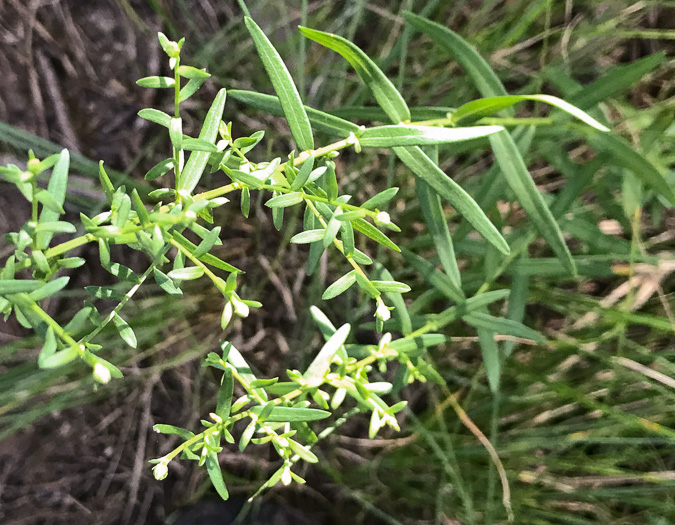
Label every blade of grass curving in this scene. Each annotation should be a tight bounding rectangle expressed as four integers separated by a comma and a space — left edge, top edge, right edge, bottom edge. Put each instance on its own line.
565, 53, 666, 111
416, 146, 463, 294
394, 146, 509, 256
229, 90, 359, 138
299, 26, 410, 123
245, 17, 314, 151
489, 130, 576, 276
403, 11, 508, 99
450, 95, 609, 131
179, 88, 227, 194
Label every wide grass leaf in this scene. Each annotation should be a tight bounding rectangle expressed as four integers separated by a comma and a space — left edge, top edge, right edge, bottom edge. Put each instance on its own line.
394, 146, 509, 255
299, 27, 410, 123
245, 17, 314, 151
359, 124, 504, 147
179, 88, 226, 194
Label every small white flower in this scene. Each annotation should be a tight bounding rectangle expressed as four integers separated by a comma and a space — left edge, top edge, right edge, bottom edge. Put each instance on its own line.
375, 300, 391, 322
152, 462, 169, 481
375, 211, 391, 226
93, 362, 111, 384
281, 466, 292, 486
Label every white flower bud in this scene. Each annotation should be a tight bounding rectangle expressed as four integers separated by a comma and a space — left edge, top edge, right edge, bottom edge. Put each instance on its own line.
375, 301, 391, 322
375, 211, 391, 226
153, 462, 168, 481
93, 362, 111, 384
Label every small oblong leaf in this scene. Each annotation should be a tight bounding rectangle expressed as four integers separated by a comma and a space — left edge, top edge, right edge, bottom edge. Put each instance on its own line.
249, 406, 330, 422
322, 270, 357, 300
167, 266, 205, 281
179, 88, 227, 194
137, 76, 176, 88
291, 229, 325, 244
265, 192, 304, 208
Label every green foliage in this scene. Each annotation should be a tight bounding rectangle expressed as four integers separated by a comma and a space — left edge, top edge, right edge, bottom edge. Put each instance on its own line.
1, 7, 671, 523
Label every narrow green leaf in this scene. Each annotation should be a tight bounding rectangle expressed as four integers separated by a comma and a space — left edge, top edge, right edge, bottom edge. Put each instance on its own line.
27, 276, 69, 301
403, 12, 508, 98
352, 218, 400, 252
416, 145, 462, 293
340, 220, 355, 257
245, 17, 314, 151
176, 65, 210, 79
179, 88, 227, 194
153, 424, 195, 440
205, 452, 229, 500
57, 257, 85, 269
464, 312, 546, 343
98, 161, 115, 203
240, 186, 250, 218
291, 229, 325, 244
370, 280, 411, 293
181, 136, 219, 152
33, 221, 76, 234
38, 327, 58, 367
566, 52, 666, 111
226, 343, 268, 402
355, 273, 380, 298
478, 328, 501, 393
452, 95, 609, 131
249, 406, 330, 422
299, 26, 410, 123
34, 190, 65, 215
322, 271, 357, 300
288, 440, 318, 463
167, 266, 205, 281
113, 313, 137, 348
193, 226, 222, 258
265, 192, 304, 208
153, 268, 183, 296
401, 248, 464, 302
179, 77, 205, 103
169, 117, 182, 150
489, 130, 575, 275
359, 124, 504, 147
138, 108, 172, 128
0, 280, 45, 295
589, 132, 675, 205
362, 187, 399, 210
290, 157, 315, 191
136, 76, 176, 88
394, 146, 509, 255
171, 232, 242, 273
39, 346, 78, 369
304, 323, 350, 383
36, 149, 69, 250
229, 89, 359, 138
216, 367, 234, 420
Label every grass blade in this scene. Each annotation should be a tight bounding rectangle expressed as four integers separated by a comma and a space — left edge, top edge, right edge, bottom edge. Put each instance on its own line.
299, 26, 410, 123
489, 131, 576, 276
403, 11, 508, 98
245, 17, 314, 151
394, 146, 509, 255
